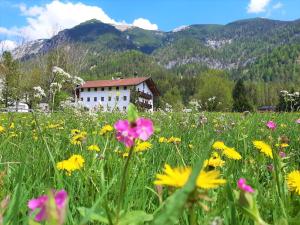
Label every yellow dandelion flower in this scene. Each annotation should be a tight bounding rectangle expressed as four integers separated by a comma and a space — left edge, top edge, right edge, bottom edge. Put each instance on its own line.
159, 137, 167, 143
275, 143, 289, 148
9, 123, 14, 129
47, 123, 63, 129
123, 152, 129, 157
222, 147, 242, 160
87, 144, 100, 152
154, 164, 226, 189
204, 152, 225, 168
188, 144, 194, 149
280, 124, 287, 128
287, 170, 300, 195
71, 131, 87, 145
212, 141, 242, 160
0, 125, 5, 133
69, 154, 85, 169
212, 141, 227, 150
253, 141, 273, 159
99, 125, 113, 135
134, 141, 152, 152
56, 154, 84, 175
71, 129, 81, 135
167, 136, 181, 144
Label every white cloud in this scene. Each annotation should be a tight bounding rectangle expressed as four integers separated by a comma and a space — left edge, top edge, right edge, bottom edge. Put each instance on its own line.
1, 0, 158, 41
0, 27, 19, 36
247, 0, 271, 13
273, 2, 283, 9
132, 18, 158, 30
0, 40, 18, 53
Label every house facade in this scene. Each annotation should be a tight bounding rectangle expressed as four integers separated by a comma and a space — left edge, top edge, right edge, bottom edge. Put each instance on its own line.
78, 77, 159, 112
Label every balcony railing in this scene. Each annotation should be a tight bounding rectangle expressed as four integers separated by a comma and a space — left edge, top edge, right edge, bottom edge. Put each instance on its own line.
137, 91, 152, 100
137, 101, 152, 109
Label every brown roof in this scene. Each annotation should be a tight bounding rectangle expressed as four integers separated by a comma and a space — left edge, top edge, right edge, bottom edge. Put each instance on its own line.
80, 77, 159, 96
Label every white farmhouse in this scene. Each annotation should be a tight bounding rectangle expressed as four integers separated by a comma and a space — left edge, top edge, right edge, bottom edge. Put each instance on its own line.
78, 77, 159, 112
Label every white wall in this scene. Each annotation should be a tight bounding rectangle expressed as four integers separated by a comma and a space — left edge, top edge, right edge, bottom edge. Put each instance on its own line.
79, 86, 131, 111
79, 81, 154, 112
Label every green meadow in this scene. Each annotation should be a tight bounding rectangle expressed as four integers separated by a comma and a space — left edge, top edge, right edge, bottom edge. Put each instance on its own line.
0, 111, 299, 225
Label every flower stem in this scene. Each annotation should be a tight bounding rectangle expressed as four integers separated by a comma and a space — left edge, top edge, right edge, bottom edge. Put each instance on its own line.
116, 146, 134, 222
188, 203, 197, 225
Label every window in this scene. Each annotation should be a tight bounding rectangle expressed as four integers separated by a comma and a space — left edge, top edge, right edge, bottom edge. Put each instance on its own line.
143, 83, 145, 89
109, 87, 112, 91
81, 88, 84, 92
94, 97, 97, 102
101, 87, 104, 91
88, 88, 91, 92
137, 88, 140, 91
94, 88, 97, 91
87, 97, 90, 102
116, 86, 119, 90
101, 97, 104, 101
116, 96, 119, 101
124, 86, 127, 90
80, 97, 83, 101
123, 96, 127, 101
123, 106, 127, 111
108, 96, 112, 101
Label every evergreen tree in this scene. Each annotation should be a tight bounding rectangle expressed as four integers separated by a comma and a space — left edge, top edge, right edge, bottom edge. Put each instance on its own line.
232, 79, 253, 112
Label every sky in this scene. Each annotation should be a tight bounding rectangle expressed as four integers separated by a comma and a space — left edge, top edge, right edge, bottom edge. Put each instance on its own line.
0, 0, 300, 51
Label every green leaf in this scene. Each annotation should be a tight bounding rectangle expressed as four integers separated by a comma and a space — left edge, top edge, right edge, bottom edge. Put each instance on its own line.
78, 207, 109, 224
150, 159, 205, 225
119, 210, 153, 225
127, 103, 138, 123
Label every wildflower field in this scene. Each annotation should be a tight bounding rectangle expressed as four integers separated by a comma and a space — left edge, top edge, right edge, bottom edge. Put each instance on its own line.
0, 107, 300, 225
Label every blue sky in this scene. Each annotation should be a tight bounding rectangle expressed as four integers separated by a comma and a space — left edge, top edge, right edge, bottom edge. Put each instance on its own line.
0, 0, 300, 49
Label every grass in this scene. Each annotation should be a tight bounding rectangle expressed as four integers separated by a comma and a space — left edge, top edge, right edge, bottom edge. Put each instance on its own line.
0, 110, 299, 224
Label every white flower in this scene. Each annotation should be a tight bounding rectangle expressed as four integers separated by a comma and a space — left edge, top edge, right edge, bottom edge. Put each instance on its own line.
72, 76, 84, 85
33, 86, 46, 99
50, 82, 62, 93
52, 66, 71, 81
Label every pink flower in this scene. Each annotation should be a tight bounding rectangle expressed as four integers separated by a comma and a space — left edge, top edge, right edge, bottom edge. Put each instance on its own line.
28, 190, 67, 222
114, 120, 138, 147
266, 121, 276, 130
135, 118, 154, 141
296, 119, 300, 124
237, 178, 254, 193
114, 118, 154, 147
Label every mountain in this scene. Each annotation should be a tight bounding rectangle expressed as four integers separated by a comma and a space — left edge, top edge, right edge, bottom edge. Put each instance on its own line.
12, 18, 300, 82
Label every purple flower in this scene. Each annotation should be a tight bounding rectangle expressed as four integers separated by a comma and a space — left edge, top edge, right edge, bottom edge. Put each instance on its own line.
266, 121, 276, 130
135, 118, 154, 141
114, 120, 137, 147
267, 164, 274, 172
279, 151, 286, 158
296, 119, 300, 124
237, 178, 254, 193
28, 190, 67, 222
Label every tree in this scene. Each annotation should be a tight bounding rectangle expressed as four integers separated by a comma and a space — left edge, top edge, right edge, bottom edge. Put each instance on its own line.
232, 79, 253, 112
0, 51, 20, 108
193, 71, 233, 111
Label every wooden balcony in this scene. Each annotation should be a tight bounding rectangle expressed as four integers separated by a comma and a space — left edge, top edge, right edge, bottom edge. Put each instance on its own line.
138, 91, 152, 100
137, 101, 152, 109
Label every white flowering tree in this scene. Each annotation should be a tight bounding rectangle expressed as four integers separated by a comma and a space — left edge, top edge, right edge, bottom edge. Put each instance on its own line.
49, 66, 84, 112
